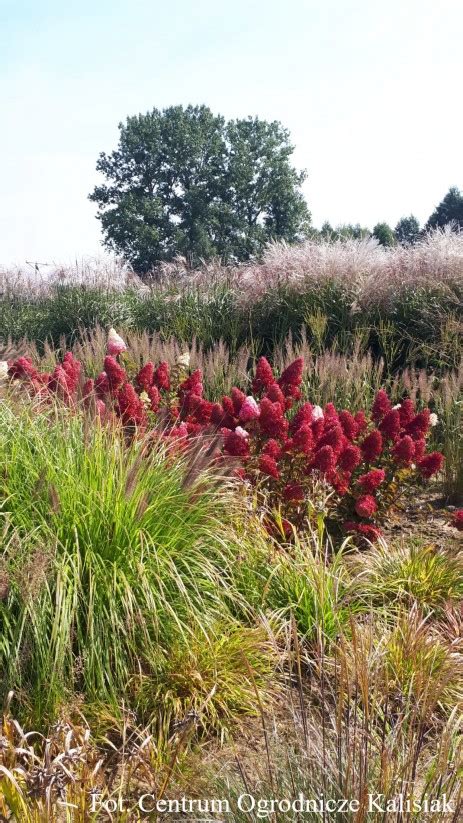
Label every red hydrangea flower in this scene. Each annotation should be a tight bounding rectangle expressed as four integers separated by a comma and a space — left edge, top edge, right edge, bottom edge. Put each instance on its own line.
231, 387, 246, 415
358, 469, 385, 493
361, 430, 383, 462
379, 409, 401, 441
95, 371, 110, 398
62, 352, 81, 393
8, 356, 38, 380
398, 398, 415, 427
324, 403, 339, 423
186, 422, 202, 436
372, 389, 391, 423
265, 383, 286, 407
259, 454, 280, 479
354, 410, 368, 433
451, 510, 463, 531
148, 385, 160, 412
239, 396, 260, 423
338, 444, 362, 472
104, 356, 126, 392
166, 422, 189, 441
406, 409, 430, 440
392, 435, 415, 466
211, 402, 235, 429
259, 397, 288, 438
328, 470, 350, 496
153, 362, 170, 391
311, 417, 325, 441
179, 369, 203, 399
417, 451, 444, 479
264, 516, 293, 539
291, 424, 313, 455
252, 357, 275, 394
95, 399, 106, 419
355, 495, 377, 518
33, 372, 51, 387
289, 402, 313, 434
178, 369, 204, 407
343, 521, 382, 541
115, 383, 146, 427
311, 445, 336, 474
136, 362, 155, 392
317, 425, 346, 456
191, 398, 214, 425
48, 365, 71, 397
222, 396, 236, 417
263, 439, 283, 460
82, 378, 94, 399
277, 358, 303, 398
282, 483, 305, 502
180, 391, 202, 418
338, 410, 358, 440
223, 429, 250, 457
413, 438, 426, 461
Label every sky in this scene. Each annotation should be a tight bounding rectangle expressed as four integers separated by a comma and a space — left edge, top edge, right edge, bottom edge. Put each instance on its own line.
1, 0, 462, 266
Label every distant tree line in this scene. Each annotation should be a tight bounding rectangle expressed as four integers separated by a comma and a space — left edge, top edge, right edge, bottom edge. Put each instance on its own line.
310, 187, 463, 247
89, 105, 463, 270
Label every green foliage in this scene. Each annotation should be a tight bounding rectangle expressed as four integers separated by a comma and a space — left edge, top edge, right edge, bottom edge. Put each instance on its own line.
347, 540, 463, 613
263, 537, 353, 647
0, 403, 273, 728
426, 185, 463, 230
434, 380, 463, 504
2, 280, 462, 378
394, 213, 421, 244
319, 221, 371, 240
373, 221, 396, 246
89, 105, 311, 271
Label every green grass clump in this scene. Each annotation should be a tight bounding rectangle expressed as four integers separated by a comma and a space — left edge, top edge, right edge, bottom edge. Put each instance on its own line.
0, 401, 274, 729
347, 539, 463, 613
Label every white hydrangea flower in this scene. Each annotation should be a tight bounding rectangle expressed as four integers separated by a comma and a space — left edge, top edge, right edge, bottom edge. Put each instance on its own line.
107, 327, 127, 356
392, 403, 402, 410
177, 352, 190, 368
429, 413, 438, 427
312, 405, 324, 420
0, 361, 8, 380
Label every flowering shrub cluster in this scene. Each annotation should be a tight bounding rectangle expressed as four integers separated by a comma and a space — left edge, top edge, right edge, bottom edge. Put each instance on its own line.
3, 329, 446, 541
452, 510, 463, 532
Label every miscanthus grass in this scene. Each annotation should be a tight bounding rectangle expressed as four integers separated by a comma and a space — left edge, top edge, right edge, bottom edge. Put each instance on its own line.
0, 399, 275, 730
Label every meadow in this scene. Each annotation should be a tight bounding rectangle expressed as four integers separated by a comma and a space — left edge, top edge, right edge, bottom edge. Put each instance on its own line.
0, 230, 462, 821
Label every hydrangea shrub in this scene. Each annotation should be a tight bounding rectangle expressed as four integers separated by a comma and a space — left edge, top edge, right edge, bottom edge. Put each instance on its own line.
4, 333, 445, 541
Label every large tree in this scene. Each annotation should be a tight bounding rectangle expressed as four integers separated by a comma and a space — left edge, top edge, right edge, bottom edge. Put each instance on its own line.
394, 214, 420, 245
373, 222, 396, 247
425, 186, 463, 230
89, 105, 311, 272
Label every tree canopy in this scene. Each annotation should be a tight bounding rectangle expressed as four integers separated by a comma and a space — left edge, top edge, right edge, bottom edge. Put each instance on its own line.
89, 105, 311, 272
373, 222, 396, 247
425, 186, 463, 230
394, 214, 420, 245
319, 222, 370, 241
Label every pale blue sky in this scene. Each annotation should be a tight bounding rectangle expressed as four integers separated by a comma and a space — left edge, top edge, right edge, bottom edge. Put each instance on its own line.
1, 0, 462, 265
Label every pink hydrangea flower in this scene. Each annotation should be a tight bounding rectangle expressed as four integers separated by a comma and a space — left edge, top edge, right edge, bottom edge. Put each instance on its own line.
106, 328, 127, 357
239, 396, 260, 423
